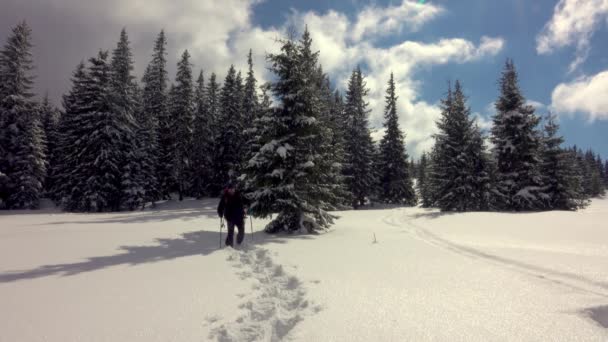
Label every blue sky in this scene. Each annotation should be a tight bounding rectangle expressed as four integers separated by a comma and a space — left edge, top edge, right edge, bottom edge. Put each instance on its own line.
2, 0, 607, 158
253, 0, 608, 158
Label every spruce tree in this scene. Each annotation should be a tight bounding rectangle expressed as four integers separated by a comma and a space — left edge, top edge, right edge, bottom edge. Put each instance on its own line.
540, 113, 586, 210
214, 65, 245, 189
491, 59, 544, 211
243, 28, 338, 233
146, 31, 172, 200
242, 51, 260, 168
378, 73, 417, 205
604, 160, 608, 187
417, 152, 433, 207
53, 62, 88, 206
190, 70, 213, 198
584, 150, 603, 197
171, 50, 195, 201
140, 31, 167, 202
40, 94, 61, 195
431, 81, 490, 211
0, 21, 46, 209
68, 51, 123, 211
468, 124, 493, 211
343, 67, 376, 208
243, 50, 259, 131
110, 29, 145, 210
206, 73, 222, 195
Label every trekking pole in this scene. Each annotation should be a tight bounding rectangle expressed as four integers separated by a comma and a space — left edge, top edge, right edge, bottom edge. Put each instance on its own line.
219, 217, 224, 249
249, 216, 254, 243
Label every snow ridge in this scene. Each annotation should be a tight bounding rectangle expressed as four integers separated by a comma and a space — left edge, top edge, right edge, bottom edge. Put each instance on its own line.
209, 247, 313, 342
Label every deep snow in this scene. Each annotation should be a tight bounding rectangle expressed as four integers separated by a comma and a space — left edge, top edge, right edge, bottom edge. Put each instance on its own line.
1, 198, 607, 341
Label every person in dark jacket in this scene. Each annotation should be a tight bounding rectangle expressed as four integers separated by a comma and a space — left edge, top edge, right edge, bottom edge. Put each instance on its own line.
217, 182, 248, 247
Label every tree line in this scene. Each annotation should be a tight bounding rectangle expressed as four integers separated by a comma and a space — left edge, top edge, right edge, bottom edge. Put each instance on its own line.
0, 22, 605, 232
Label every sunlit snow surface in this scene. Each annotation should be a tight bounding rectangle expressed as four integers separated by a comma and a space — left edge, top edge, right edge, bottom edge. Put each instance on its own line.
1, 198, 607, 341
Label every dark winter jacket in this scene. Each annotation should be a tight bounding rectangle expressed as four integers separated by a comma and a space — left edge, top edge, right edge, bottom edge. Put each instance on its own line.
217, 190, 248, 224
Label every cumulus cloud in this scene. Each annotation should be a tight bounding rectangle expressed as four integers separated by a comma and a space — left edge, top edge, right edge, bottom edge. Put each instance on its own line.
350, 1, 444, 42
536, 0, 608, 72
550, 70, 608, 120
2, 0, 504, 158
294, 7, 504, 157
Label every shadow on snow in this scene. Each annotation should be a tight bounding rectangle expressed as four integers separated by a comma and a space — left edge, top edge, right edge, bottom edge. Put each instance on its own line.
0, 199, 316, 283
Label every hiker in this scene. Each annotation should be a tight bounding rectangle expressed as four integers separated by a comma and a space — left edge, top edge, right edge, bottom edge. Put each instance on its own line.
217, 182, 248, 247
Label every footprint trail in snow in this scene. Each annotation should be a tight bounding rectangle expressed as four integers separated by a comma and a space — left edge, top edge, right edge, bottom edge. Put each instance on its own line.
208, 246, 316, 342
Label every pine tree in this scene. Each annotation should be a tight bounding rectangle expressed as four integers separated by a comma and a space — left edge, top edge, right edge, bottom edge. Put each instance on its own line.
377, 73, 417, 205
68, 51, 123, 211
604, 160, 608, 187
343, 66, 376, 208
312, 66, 349, 208
206, 73, 222, 195
171, 50, 195, 201
243, 28, 339, 233
53, 62, 87, 206
242, 51, 260, 168
110, 29, 145, 210
243, 50, 259, 131
39, 94, 61, 195
491, 59, 544, 211
190, 70, 213, 198
146, 31, 172, 200
540, 114, 587, 210
584, 150, 603, 197
417, 152, 433, 207
468, 124, 493, 211
214, 65, 245, 189
431, 81, 490, 211
0, 21, 46, 209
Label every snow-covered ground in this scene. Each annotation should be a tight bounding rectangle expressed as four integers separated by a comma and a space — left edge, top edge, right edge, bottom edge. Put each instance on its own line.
1, 198, 607, 341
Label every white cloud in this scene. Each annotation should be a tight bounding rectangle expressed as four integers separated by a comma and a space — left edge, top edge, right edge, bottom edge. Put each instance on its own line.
350, 0, 444, 42
550, 70, 608, 120
32, 0, 504, 158
286, 2, 504, 158
536, 0, 608, 71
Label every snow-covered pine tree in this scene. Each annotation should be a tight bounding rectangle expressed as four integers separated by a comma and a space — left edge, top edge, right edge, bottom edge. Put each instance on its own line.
573, 147, 592, 199
242, 81, 273, 188
491, 59, 544, 211
343, 66, 376, 208
53, 62, 88, 206
432, 80, 493, 211
468, 123, 493, 211
213, 65, 245, 190
540, 113, 587, 210
190, 70, 213, 198
110, 29, 145, 210
584, 150, 604, 197
0, 21, 46, 209
170, 50, 195, 201
597, 155, 606, 191
206, 73, 222, 196
310, 65, 349, 209
242, 49, 259, 142
39, 94, 61, 195
377, 73, 417, 205
69, 51, 124, 211
243, 28, 338, 233
130, 83, 157, 208
604, 160, 608, 187
145, 31, 172, 200
138, 65, 161, 204
417, 152, 433, 207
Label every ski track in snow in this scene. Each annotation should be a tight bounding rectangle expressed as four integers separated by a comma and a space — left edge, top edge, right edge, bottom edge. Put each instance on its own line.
208, 246, 314, 342
383, 207, 608, 326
